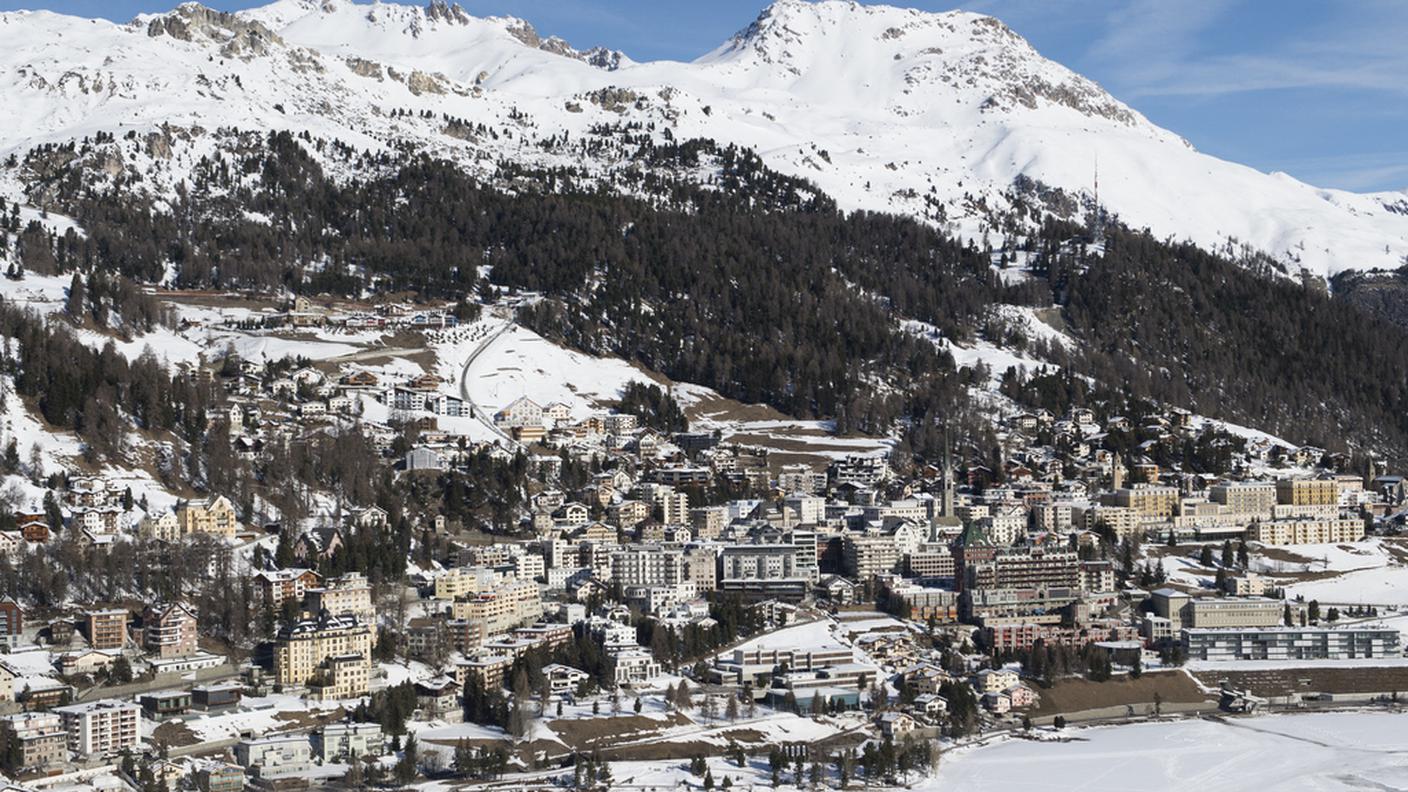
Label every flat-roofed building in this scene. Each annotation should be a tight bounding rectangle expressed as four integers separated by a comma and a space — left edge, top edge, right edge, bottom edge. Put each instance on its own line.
1209, 481, 1277, 516
1185, 597, 1284, 629
842, 534, 902, 579
55, 700, 141, 758
0, 712, 66, 770
1183, 625, 1400, 661
1250, 517, 1365, 546
84, 608, 128, 651
1105, 485, 1179, 520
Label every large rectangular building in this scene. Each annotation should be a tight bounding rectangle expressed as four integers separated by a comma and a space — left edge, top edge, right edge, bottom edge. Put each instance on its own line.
1249, 517, 1364, 546
1183, 626, 1400, 661
1275, 478, 1339, 507
842, 534, 903, 579
1209, 482, 1277, 516
1106, 485, 1180, 520
1185, 597, 1284, 629
55, 700, 141, 758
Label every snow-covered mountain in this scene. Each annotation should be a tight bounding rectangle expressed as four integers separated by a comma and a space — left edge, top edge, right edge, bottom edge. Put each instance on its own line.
2, 0, 1406, 278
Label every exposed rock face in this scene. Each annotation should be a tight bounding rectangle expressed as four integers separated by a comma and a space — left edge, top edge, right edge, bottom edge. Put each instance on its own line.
405, 70, 447, 96
146, 5, 284, 59
584, 87, 643, 114
424, 0, 471, 26
584, 47, 626, 71
345, 57, 384, 81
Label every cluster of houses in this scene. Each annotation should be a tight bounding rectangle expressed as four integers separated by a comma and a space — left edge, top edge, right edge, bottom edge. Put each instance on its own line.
2, 340, 1408, 791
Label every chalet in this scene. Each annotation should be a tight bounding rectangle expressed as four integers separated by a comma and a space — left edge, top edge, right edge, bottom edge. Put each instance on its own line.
18, 518, 50, 543
572, 522, 617, 544
555, 502, 591, 527
542, 663, 590, 696
407, 374, 441, 391
294, 527, 344, 563
543, 402, 572, 426
341, 370, 380, 388
911, 693, 948, 719
1006, 683, 1039, 708
59, 649, 117, 675
254, 568, 321, 608
0, 598, 22, 636
876, 711, 917, 739
981, 691, 1012, 713
816, 574, 858, 605
414, 677, 462, 723
349, 506, 389, 531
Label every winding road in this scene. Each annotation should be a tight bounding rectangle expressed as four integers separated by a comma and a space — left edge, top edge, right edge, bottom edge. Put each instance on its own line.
456, 315, 524, 452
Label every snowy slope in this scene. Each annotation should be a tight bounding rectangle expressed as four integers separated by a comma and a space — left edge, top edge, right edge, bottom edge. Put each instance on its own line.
0, 0, 1405, 277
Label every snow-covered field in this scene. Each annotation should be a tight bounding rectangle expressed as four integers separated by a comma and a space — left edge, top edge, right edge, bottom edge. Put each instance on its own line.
1253, 538, 1408, 607
433, 318, 658, 421
932, 712, 1408, 791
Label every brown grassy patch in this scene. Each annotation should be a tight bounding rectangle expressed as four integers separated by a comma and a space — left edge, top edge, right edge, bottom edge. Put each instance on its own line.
1031, 671, 1211, 716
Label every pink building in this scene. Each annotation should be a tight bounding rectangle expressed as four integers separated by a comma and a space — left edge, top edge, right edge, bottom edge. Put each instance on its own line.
144, 603, 199, 659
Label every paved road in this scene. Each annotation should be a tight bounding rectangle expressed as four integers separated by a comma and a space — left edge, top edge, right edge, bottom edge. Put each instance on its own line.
456, 317, 524, 452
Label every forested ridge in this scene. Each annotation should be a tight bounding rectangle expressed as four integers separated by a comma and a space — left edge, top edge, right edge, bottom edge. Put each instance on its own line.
10, 129, 1408, 462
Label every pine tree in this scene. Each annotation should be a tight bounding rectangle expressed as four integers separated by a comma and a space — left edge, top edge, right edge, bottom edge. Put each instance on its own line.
65, 272, 86, 320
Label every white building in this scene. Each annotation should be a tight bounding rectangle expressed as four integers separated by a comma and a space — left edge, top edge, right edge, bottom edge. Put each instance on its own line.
54, 700, 141, 758
1182, 626, 1401, 661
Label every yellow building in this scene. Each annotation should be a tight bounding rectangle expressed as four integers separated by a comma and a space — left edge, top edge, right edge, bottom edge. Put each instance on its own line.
434, 566, 499, 601
1106, 485, 1179, 520
1275, 478, 1338, 507
307, 653, 371, 701
175, 495, 239, 538
1074, 504, 1142, 538
273, 614, 372, 697
1208, 482, 1278, 516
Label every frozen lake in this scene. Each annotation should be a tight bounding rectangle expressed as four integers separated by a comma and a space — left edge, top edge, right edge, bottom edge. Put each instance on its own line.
930, 711, 1408, 791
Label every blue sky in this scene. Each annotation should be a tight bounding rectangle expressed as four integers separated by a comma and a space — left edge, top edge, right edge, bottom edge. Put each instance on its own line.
5, 0, 1405, 192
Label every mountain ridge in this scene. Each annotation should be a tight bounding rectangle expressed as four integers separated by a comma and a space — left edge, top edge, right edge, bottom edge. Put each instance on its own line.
0, 0, 1405, 278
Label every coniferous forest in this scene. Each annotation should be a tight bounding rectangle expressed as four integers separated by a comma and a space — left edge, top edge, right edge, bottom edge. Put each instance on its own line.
11, 129, 1408, 463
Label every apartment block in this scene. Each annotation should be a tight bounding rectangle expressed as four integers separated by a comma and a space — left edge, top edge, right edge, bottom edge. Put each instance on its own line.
84, 609, 129, 651
1185, 597, 1284, 628
1183, 626, 1400, 661
1249, 517, 1365, 546
842, 534, 903, 579
449, 579, 543, 636
143, 603, 199, 659
55, 701, 141, 758
1209, 481, 1277, 516
0, 712, 66, 770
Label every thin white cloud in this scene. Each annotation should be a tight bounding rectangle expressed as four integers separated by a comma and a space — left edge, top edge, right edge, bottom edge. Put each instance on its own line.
1085, 0, 1408, 98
